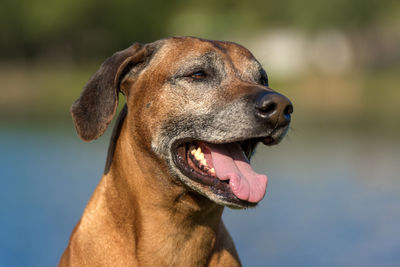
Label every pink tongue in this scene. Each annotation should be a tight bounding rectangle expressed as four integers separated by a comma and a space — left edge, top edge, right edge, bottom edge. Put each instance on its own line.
208, 143, 267, 203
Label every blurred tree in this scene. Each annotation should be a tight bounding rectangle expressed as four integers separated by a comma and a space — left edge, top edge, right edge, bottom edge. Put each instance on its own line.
0, 0, 398, 61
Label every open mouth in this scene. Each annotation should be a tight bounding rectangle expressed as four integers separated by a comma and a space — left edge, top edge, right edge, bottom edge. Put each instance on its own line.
173, 137, 275, 208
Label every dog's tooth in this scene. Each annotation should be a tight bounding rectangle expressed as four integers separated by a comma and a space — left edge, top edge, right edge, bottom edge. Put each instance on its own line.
197, 152, 205, 161
194, 147, 202, 159
209, 168, 215, 175
200, 159, 207, 166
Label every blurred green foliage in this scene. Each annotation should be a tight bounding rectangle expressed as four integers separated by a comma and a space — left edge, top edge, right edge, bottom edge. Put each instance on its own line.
1, 0, 398, 60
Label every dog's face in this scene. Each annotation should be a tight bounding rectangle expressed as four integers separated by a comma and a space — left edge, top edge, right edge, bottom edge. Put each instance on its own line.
71, 37, 293, 209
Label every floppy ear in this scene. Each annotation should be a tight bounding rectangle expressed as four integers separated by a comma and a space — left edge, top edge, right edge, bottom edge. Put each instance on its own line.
71, 43, 149, 141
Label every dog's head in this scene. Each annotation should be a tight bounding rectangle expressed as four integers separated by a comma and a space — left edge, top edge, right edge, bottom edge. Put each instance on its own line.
71, 37, 293, 209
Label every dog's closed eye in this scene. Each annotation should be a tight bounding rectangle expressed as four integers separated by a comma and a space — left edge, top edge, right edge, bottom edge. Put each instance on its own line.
189, 70, 207, 80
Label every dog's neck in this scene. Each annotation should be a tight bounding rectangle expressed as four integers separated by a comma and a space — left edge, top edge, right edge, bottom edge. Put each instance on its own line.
86, 118, 225, 266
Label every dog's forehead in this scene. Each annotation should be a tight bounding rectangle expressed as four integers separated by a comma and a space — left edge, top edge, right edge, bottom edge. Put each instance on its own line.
151, 37, 262, 76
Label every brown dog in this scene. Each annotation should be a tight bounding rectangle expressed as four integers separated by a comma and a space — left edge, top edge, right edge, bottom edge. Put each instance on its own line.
59, 37, 293, 266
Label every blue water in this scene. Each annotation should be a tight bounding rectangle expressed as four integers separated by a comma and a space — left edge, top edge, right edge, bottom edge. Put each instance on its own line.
1, 127, 399, 267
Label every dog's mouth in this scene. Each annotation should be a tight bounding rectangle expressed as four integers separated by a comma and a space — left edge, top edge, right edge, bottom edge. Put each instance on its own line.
172, 137, 275, 208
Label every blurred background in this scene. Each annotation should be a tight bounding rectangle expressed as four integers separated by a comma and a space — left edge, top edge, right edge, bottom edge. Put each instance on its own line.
1, 0, 400, 266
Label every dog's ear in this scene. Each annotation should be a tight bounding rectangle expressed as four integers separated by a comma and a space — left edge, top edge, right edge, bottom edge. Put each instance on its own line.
71, 43, 151, 141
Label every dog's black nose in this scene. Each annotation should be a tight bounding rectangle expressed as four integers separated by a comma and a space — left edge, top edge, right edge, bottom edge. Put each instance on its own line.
254, 91, 293, 125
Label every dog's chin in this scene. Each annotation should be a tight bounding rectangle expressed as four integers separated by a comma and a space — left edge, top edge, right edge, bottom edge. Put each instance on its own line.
169, 135, 279, 209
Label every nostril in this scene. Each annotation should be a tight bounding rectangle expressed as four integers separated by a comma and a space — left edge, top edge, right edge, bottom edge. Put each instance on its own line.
284, 104, 293, 116
283, 104, 293, 122
262, 102, 277, 114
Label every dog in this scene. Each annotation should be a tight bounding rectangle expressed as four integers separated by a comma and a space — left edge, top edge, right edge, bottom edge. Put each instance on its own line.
59, 37, 293, 266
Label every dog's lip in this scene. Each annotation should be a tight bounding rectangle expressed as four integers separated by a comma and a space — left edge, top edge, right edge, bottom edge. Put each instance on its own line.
171, 136, 273, 208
